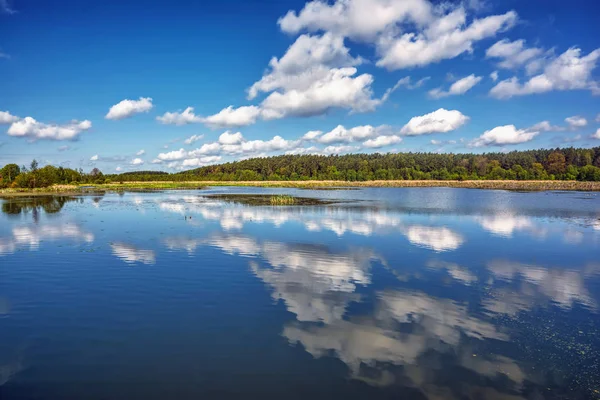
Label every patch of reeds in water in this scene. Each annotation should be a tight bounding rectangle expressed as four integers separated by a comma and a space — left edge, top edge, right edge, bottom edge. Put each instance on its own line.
269, 195, 297, 205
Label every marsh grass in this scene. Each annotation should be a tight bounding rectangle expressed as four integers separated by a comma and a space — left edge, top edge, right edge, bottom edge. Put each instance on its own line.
2, 180, 600, 196
269, 195, 296, 205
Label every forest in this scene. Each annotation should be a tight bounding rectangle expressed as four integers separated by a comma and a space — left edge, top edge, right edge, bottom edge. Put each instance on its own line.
2, 147, 600, 188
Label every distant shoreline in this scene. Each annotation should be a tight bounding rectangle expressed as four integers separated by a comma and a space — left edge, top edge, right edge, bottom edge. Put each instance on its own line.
2, 180, 600, 197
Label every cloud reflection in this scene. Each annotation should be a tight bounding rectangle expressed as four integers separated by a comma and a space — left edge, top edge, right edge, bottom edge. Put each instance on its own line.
110, 242, 156, 265
485, 260, 597, 313
0, 223, 94, 256
158, 196, 465, 251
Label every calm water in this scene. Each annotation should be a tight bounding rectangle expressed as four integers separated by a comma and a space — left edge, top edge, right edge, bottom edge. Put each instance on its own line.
1, 187, 599, 400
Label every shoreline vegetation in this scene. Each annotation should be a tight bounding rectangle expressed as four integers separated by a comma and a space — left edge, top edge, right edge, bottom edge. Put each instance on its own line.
2, 180, 600, 196
2, 149, 600, 195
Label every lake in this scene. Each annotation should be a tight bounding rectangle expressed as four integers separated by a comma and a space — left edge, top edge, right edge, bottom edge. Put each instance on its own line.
1, 187, 599, 399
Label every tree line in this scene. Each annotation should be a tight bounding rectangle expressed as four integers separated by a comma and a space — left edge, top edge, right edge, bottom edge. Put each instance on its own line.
111, 147, 600, 182
0, 160, 107, 189
2, 147, 600, 188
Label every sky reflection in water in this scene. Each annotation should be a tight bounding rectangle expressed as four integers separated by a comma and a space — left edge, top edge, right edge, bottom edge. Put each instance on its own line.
0, 188, 599, 399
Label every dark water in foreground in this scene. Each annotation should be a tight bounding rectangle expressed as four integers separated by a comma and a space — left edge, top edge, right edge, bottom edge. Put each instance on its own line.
1, 187, 599, 400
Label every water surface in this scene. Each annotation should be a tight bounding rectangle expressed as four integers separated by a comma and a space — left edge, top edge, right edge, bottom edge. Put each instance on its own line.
1, 187, 599, 399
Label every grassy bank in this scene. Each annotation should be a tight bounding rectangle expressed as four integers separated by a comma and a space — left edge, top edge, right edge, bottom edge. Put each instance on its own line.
2, 180, 600, 196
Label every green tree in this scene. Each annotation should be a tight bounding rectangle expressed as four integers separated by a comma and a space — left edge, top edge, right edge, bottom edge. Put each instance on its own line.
0, 164, 21, 183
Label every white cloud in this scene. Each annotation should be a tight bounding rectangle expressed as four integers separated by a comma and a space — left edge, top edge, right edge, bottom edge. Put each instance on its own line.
156, 107, 202, 125
90, 154, 99, 161
490, 71, 499, 81
260, 67, 379, 118
362, 135, 402, 148
486, 39, 544, 71
0, 110, 18, 124
7, 117, 92, 141
157, 148, 188, 161
181, 156, 222, 167
130, 158, 144, 166
376, 9, 517, 70
218, 131, 244, 145
315, 124, 385, 144
184, 134, 204, 145
592, 128, 600, 140
470, 124, 539, 147
248, 32, 362, 100
105, 97, 153, 120
428, 74, 482, 98
528, 120, 562, 132
136, 149, 145, 156
159, 133, 303, 161
490, 47, 600, 98
179, 158, 214, 168
381, 76, 430, 102
400, 108, 469, 136
302, 130, 323, 140
278, 0, 434, 41
321, 145, 359, 154
565, 116, 587, 129
202, 106, 263, 128
116, 166, 122, 172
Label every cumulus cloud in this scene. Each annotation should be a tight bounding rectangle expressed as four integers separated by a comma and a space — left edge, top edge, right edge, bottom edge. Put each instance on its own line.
470, 124, 539, 147
105, 97, 153, 120
158, 132, 303, 163
486, 39, 544, 72
217, 131, 244, 145
376, 9, 517, 70
362, 135, 402, 148
157, 148, 188, 161
0, 110, 19, 124
7, 117, 92, 141
248, 32, 362, 100
278, 0, 434, 41
202, 106, 263, 128
314, 124, 386, 144
528, 120, 563, 132
490, 47, 600, 99
181, 156, 222, 167
592, 129, 600, 140
156, 107, 202, 125
400, 108, 469, 136
90, 154, 99, 161
428, 74, 482, 98
184, 134, 204, 145
260, 67, 380, 118
565, 116, 587, 129
302, 130, 323, 140
130, 158, 144, 166
136, 149, 145, 156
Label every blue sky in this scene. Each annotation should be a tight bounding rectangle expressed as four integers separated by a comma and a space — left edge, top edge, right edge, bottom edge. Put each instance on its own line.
1, 0, 599, 172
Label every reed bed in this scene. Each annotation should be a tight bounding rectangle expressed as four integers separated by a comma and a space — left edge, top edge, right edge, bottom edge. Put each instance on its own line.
269, 195, 297, 205
2, 180, 600, 196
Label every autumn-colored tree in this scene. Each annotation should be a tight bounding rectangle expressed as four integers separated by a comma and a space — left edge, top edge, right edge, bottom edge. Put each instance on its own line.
546, 151, 566, 175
